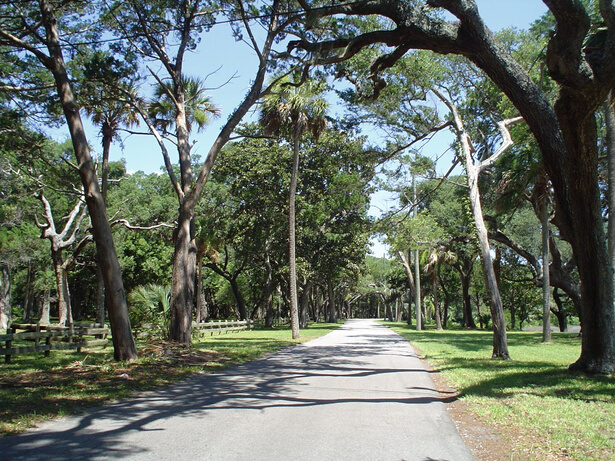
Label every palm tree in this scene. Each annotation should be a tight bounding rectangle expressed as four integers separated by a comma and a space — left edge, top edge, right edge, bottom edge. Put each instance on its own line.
83, 82, 139, 202
83, 81, 142, 325
260, 77, 328, 339
149, 76, 221, 137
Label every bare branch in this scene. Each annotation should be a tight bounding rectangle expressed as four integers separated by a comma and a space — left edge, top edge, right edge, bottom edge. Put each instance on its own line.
477, 116, 524, 171
111, 219, 175, 231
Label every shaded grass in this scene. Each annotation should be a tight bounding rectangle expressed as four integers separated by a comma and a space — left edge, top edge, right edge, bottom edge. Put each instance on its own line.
0, 323, 339, 436
384, 322, 615, 461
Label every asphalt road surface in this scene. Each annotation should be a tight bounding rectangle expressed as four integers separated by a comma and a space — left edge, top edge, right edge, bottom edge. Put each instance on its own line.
0, 319, 474, 461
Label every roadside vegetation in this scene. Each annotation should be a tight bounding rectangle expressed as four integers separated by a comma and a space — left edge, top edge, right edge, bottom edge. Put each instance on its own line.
0, 323, 339, 436
386, 322, 615, 461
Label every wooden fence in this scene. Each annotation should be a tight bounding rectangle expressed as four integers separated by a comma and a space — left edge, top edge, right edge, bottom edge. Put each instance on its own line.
1, 323, 109, 363
193, 319, 255, 335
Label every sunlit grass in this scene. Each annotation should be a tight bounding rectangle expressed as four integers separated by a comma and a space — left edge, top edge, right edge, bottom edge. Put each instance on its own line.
0, 322, 340, 436
384, 322, 615, 461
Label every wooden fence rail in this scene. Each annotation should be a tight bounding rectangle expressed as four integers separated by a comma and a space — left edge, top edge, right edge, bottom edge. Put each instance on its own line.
192, 319, 255, 335
1, 324, 109, 363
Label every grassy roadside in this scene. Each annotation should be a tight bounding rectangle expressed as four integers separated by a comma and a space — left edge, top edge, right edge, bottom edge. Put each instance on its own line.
384, 322, 615, 461
0, 323, 339, 436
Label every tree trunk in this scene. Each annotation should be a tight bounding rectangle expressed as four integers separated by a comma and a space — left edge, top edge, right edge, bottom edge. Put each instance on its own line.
299, 281, 313, 328
433, 273, 442, 330
195, 245, 208, 324
412, 177, 422, 331
414, 248, 422, 330
22, 264, 34, 323
540, 195, 552, 342
170, 206, 196, 344
397, 250, 415, 325
607, 92, 615, 279
466, 160, 509, 358
458, 259, 476, 329
264, 250, 275, 328
230, 276, 247, 320
0, 264, 10, 330
52, 250, 71, 325
96, 264, 105, 324
288, 135, 301, 338
555, 91, 615, 373
40, 0, 137, 361
327, 279, 337, 323
552, 288, 569, 333
38, 289, 51, 325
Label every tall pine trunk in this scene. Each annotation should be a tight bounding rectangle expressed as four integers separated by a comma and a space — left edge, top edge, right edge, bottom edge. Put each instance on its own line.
40, 0, 136, 360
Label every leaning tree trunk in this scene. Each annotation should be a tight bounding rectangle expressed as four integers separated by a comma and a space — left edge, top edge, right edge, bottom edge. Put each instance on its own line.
0, 263, 10, 330
467, 167, 510, 359
229, 276, 248, 321
287, 135, 301, 338
39, 0, 137, 361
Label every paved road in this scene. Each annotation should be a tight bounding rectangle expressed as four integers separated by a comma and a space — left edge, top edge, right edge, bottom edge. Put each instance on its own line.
0, 319, 474, 461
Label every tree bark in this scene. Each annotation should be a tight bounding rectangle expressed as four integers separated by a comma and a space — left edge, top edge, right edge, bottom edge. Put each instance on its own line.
288, 134, 301, 338
51, 250, 72, 325
38, 289, 51, 325
540, 195, 552, 342
432, 272, 442, 330
264, 250, 275, 328
0, 264, 10, 330
557, 91, 615, 373
195, 244, 208, 324
22, 264, 34, 323
552, 288, 569, 333
457, 258, 476, 329
170, 208, 196, 343
327, 279, 337, 323
397, 250, 415, 325
607, 92, 615, 275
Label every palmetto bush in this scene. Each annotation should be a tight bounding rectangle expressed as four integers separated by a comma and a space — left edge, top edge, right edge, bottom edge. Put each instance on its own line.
128, 284, 170, 335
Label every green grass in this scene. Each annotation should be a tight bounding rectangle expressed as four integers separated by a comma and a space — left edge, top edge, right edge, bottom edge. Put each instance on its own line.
384, 322, 615, 461
0, 323, 339, 436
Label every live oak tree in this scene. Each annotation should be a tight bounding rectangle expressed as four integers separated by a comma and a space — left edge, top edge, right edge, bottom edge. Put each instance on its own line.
289, 0, 615, 374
